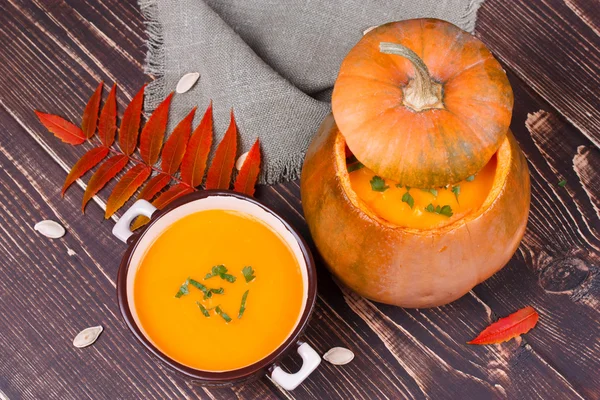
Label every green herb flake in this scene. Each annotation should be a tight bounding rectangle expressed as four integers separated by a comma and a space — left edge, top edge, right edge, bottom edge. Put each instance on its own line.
424, 203, 453, 217
189, 279, 224, 299
558, 179, 567, 187
204, 265, 227, 280
175, 279, 190, 298
420, 188, 438, 197
401, 191, 414, 209
466, 175, 475, 182
196, 301, 210, 317
215, 306, 232, 323
451, 185, 460, 202
238, 290, 249, 319
370, 176, 389, 192
242, 266, 256, 283
347, 162, 364, 173
205, 265, 237, 283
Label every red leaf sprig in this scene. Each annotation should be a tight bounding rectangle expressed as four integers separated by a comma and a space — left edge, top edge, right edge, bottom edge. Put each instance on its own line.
468, 306, 539, 345
36, 81, 262, 225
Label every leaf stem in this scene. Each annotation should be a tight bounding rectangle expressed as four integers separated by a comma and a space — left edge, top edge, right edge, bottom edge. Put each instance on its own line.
98, 138, 194, 189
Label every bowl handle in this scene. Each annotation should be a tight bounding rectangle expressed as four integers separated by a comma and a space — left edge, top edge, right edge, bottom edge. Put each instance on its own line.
270, 342, 321, 391
112, 200, 157, 243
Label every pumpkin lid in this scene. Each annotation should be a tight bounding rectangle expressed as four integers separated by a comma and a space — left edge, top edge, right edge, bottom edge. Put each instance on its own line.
332, 19, 513, 188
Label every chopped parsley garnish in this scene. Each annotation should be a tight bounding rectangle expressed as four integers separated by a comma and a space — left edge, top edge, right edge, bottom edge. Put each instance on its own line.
558, 179, 567, 187
215, 306, 232, 323
175, 279, 190, 298
189, 279, 224, 299
451, 185, 460, 202
424, 203, 453, 217
196, 301, 210, 317
238, 290, 249, 319
466, 175, 475, 182
370, 176, 389, 192
347, 162, 364, 173
401, 191, 414, 209
242, 266, 256, 283
205, 265, 236, 283
420, 188, 438, 197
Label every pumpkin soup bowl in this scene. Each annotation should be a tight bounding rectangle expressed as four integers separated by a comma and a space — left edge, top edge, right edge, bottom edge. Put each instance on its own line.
113, 191, 320, 390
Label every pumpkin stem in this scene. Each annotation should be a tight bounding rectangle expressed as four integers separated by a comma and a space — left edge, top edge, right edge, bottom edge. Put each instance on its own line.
380, 42, 443, 112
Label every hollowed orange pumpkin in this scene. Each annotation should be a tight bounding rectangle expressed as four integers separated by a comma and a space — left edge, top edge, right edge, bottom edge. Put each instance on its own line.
301, 19, 530, 308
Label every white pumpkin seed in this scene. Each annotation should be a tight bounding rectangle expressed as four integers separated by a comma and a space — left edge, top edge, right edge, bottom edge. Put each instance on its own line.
236, 151, 249, 171
363, 25, 379, 35
323, 347, 354, 365
73, 325, 103, 348
176, 72, 200, 94
34, 220, 66, 239
0, 388, 9, 400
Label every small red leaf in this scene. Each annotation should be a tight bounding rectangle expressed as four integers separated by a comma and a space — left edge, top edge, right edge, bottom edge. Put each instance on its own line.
105, 164, 152, 218
181, 101, 213, 187
161, 107, 196, 174
137, 173, 171, 201
35, 111, 85, 145
233, 139, 261, 196
139, 92, 174, 165
205, 109, 238, 189
82, 154, 129, 212
131, 183, 193, 230
81, 81, 103, 139
468, 306, 539, 345
98, 83, 118, 146
119, 84, 146, 155
61, 146, 110, 196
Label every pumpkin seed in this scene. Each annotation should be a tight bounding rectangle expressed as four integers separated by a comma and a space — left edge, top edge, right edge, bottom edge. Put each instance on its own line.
73, 325, 103, 348
0, 388, 9, 400
363, 25, 379, 35
236, 151, 249, 171
323, 347, 354, 365
34, 220, 66, 239
176, 72, 200, 94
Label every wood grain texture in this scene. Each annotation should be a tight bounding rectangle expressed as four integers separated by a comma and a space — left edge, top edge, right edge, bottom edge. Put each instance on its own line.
0, 0, 599, 399
475, 0, 600, 148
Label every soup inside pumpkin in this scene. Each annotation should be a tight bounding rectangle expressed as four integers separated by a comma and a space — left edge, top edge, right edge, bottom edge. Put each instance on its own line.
131, 207, 305, 372
347, 152, 498, 229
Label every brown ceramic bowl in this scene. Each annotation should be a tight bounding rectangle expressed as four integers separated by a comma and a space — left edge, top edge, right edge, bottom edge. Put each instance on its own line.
113, 190, 320, 390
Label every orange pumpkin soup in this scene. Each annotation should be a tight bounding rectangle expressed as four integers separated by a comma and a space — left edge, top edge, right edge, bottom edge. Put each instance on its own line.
348, 155, 498, 229
133, 209, 304, 372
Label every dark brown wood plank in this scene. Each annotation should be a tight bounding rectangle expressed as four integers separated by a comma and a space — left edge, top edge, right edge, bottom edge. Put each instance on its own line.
475, 0, 600, 148
470, 71, 600, 400
0, 0, 598, 398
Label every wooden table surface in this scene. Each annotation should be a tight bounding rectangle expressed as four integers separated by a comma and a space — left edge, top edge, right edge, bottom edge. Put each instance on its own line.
1, 1, 599, 399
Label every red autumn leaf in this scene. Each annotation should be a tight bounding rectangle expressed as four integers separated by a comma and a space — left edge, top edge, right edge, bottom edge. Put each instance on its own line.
119, 84, 146, 155
233, 139, 261, 196
180, 101, 213, 187
81, 81, 103, 139
468, 306, 539, 345
205, 109, 238, 189
82, 154, 129, 211
104, 164, 152, 218
35, 111, 85, 145
139, 92, 174, 165
61, 146, 109, 196
131, 183, 193, 230
161, 107, 196, 174
98, 83, 118, 146
137, 173, 171, 201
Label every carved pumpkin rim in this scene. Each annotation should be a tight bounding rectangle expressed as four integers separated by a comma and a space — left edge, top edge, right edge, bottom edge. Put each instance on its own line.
333, 125, 514, 234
